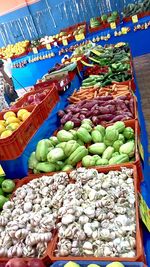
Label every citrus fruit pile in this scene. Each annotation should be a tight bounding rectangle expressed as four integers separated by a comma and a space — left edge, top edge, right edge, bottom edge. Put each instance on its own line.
0, 109, 31, 138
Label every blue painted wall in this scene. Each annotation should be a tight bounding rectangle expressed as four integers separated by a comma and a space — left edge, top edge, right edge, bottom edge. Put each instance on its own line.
0, 0, 137, 47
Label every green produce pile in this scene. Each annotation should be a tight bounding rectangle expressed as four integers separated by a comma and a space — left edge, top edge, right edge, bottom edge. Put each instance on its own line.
123, 0, 150, 18
81, 44, 131, 87
90, 11, 119, 29
0, 176, 15, 210
28, 120, 135, 173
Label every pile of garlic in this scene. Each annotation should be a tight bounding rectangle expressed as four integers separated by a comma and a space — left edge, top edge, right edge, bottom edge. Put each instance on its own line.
0, 167, 137, 259
56, 168, 136, 257
0, 172, 69, 258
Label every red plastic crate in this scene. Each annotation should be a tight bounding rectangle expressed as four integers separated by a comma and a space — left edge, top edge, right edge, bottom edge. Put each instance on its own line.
0, 106, 44, 160
12, 83, 60, 121
48, 164, 145, 262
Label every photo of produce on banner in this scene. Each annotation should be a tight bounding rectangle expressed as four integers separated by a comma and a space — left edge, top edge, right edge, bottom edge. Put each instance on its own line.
0, 0, 150, 267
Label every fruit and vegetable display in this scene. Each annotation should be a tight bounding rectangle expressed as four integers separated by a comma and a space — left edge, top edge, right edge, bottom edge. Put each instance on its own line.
0, 110, 31, 138
123, 0, 150, 18
0, 39, 146, 266
0, 176, 16, 210
0, 40, 29, 59
0, 167, 138, 259
12, 90, 49, 108
73, 43, 94, 56
28, 120, 136, 173
60, 95, 135, 125
68, 84, 131, 103
54, 167, 137, 257
74, 45, 133, 88
90, 11, 119, 30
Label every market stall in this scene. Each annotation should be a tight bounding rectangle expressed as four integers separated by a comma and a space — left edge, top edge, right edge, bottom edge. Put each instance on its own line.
0, 2, 150, 267
11, 15, 150, 89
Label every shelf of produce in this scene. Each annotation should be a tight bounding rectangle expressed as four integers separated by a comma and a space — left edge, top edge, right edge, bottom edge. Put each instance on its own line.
48, 164, 145, 262
88, 18, 120, 33
123, 11, 150, 23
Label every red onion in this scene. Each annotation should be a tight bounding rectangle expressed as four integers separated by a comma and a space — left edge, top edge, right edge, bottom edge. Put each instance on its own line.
6, 258, 27, 267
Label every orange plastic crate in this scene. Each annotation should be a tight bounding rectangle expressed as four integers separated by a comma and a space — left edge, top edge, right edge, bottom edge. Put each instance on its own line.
0, 106, 44, 160
48, 164, 145, 262
12, 84, 59, 121
78, 120, 142, 189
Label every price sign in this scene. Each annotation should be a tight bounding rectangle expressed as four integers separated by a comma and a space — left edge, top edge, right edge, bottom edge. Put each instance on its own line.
62, 39, 68, 46
0, 165, 5, 176
49, 36, 54, 42
46, 43, 51, 50
139, 193, 150, 231
138, 139, 144, 161
121, 27, 128, 34
110, 22, 116, 29
132, 15, 138, 23
32, 47, 38, 54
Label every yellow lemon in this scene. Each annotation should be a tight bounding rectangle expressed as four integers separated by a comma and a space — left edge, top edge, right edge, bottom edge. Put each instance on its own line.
3, 111, 16, 120
21, 112, 31, 121
5, 117, 20, 125
1, 130, 12, 138
17, 109, 28, 120
6, 122, 20, 131
0, 120, 6, 126
0, 125, 6, 135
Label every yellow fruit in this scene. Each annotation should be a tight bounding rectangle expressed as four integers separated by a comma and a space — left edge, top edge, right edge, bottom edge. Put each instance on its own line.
17, 109, 28, 119
6, 122, 20, 131
6, 117, 20, 125
1, 130, 12, 138
0, 120, 6, 126
0, 125, 6, 135
3, 111, 16, 120
22, 112, 31, 121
